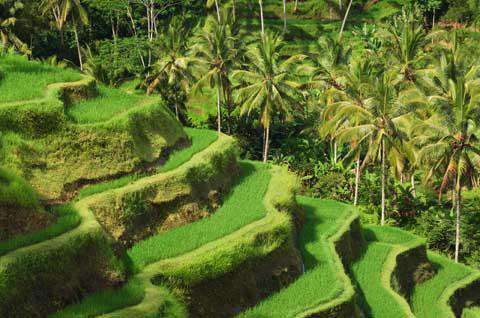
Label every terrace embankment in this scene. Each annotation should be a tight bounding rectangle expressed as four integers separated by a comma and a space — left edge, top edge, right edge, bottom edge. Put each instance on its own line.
84, 134, 238, 250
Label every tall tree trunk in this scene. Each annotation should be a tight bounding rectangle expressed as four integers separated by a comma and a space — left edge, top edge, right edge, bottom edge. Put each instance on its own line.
215, 0, 221, 22
432, 9, 436, 28
217, 83, 222, 133
283, 0, 287, 32
175, 104, 179, 120
381, 137, 386, 226
263, 125, 270, 163
339, 0, 353, 39
454, 177, 462, 263
232, 0, 236, 20
334, 141, 338, 164
354, 155, 361, 206
411, 174, 416, 198
294, 0, 298, 13
259, 0, 265, 35
72, 20, 83, 71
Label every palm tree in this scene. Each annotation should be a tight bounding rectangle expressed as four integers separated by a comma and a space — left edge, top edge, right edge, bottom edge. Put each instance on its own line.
207, 0, 221, 22
0, 17, 30, 55
323, 59, 378, 206
41, 0, 89, 70
233, 31, 305, 162
145, 20, 197, 120
385, 8, 427, 82
302, 35, 352, 164
193, 14, 238, 133
413, 38, 480, 262
325, 69, 415, 225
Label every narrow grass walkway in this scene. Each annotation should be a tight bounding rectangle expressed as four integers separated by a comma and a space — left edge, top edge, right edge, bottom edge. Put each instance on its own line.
238, 198, 356, 318
412, 252, 480, 318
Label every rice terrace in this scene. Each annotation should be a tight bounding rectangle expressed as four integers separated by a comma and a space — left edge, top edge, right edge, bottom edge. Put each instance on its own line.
2, 0, 480, 317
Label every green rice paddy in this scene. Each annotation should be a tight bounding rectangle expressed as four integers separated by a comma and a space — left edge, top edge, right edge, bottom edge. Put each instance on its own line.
127, 160, 271, 270
0, 55, 81, 103
66, 84, 146, 124
412, 253, 476, 318
238, 198, 353, 318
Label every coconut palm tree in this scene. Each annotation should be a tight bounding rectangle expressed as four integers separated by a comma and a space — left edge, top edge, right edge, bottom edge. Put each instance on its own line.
322, 59, 378, 206
325, 68, 415, 225
302, 35, 352, 164
385, 8, 427, 82
413, 37, 480, 262
233, 31, 305, 162
145, 20, 197, 120
41, 0, 89, 70
193, 14, 239, 133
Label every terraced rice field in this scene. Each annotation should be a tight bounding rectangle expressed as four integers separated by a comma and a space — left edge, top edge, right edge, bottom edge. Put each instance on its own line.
412, 253, 480, 318
239, 198, 356, 317
0, 55, 82, 103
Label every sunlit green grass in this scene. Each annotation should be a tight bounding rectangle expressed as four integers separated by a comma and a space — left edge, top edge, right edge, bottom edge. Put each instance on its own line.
127, 160, 270, 271
76, 128, 218, 199
411, 253, 475, 318
0, 55, 81, 103
464, 307, 480, 318
0, 204, 81, 256
239, 198, 352, 318
363, 224, 418, 244
350, 242, 408, 318
66, 84, 145, 124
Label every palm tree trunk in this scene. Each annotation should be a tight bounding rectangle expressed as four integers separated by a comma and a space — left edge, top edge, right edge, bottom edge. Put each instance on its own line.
294, 0, 298, 12
334, 141, 338, 164
72, 20, 83, 71
381, 137, 386, 226
232, 0, 236, 20
259, 0, 265, 35
339, 0, 353, 39
175, 104, 179, 120
214, 0, 221, 22
354, 156, 361, 206
283, 0, 287, 33
217, 83, 222, 133
411, 174, 416, 198
263, 125, 270, 163
454, 177, 462, 263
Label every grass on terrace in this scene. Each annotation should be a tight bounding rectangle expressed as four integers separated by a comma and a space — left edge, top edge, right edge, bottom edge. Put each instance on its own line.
412, 253, 477, 318
0, 204, 81, 256
350, 242, 409, 318
127, 160, 270, 271
238, 198, 352, 318
0, 54, 81, 103
76, 128, 218, 199
464, 307, 480, 318
49, 277, 145, 318
66, 84, 146, 124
